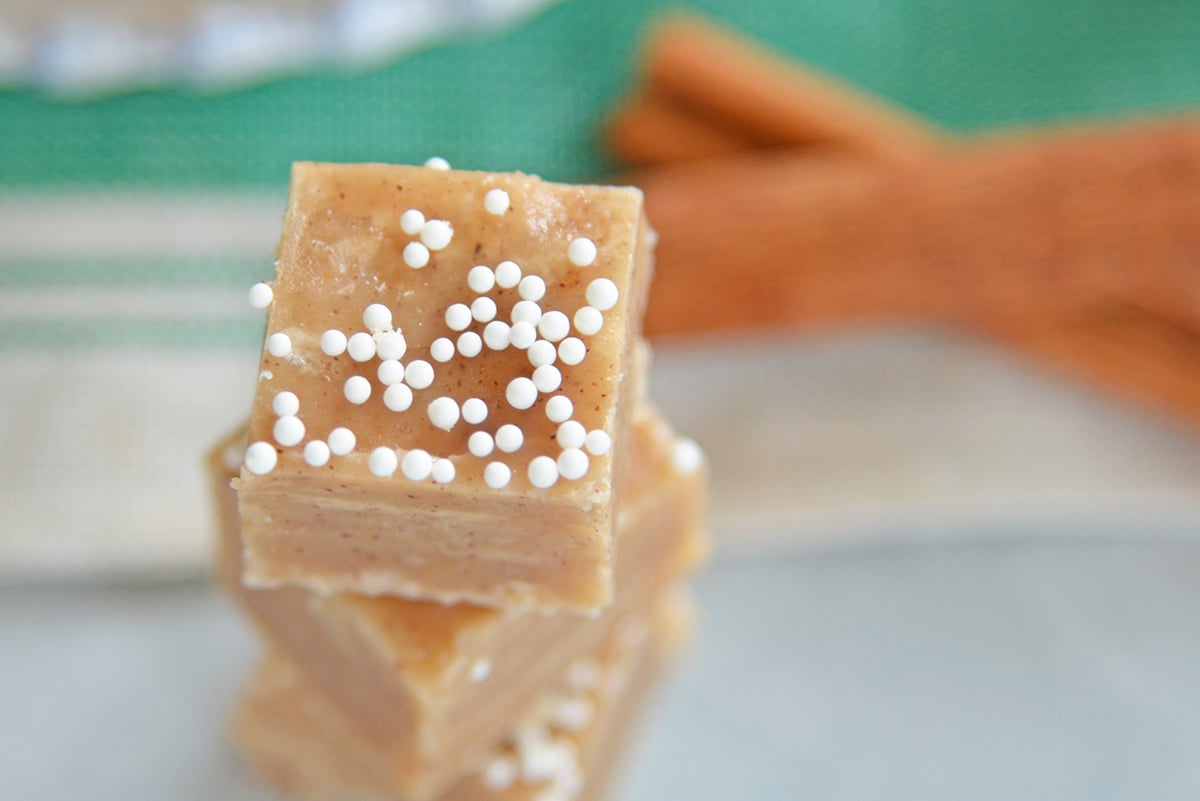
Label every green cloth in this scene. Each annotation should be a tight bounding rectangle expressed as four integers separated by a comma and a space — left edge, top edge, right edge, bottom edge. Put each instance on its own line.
2, 0, 1199, 189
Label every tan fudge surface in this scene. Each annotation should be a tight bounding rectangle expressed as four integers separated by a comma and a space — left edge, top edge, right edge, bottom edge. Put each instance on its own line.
231, 592, 692, 801
210, 408, 706, 801
235, 162, 655, 610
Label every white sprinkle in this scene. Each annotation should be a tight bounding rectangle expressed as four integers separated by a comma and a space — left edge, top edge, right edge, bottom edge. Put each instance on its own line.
266, 332, 292, 357
538, 310, 570, 342
272, 391, 299, 417
468, 431, 495, 457
573, 306, 603, 336
403, 241, 430, 268
494, 260, 521, 288
401, 449, 433, 481
420, 219, 454, 251
585, 278, 620, 311
368, 447, 398, 477
550, 695, 595, 732
518, 275, 546, 302
383, 383, 413, 412
374, 330, 407, 360
481, 755, 518, 792
457, 331, 483, 357
273, 415, 305, 447
528, 456, 559, 488
424, 156, 450, 169
511, 300, 542, 326
405, 360, 434, 390
248, 282, 273, 309
483, 320, 511, 350
484, 187, 510, 214
377, 359, 405, 385
506, 377, 537, 410
565, 658, 602, 691
347, 332, 376, 362
430, 337, 455, 363
462, 398, 488, 424
495, 424, 524, 453
567, 237, 597, 267
362, 303, 392, 331
431, 458, 456, 484
467, 265, 495, 293
328, 427, 356, 455
557, 448, 589, 480
469, 658, 492, 683
259, 370, 273, 381
584, 429, 612, 456
303, 440, 330, 467
556, 420, 586, 449
545, 395, 573, 423
344, 375, 371, 404
400, 208, 425, 235
484, 461, 511, 489
673, 436, 705, 473
557, 337, 586, 366
527, 339, 557, 367
508, 321, 536, 349
445, 303, 472, 331
320, 329, 347, 356
532, 364, 562, 393
471, 295, 497, 323
427, 397, 460, 431
244, 442, 277, 475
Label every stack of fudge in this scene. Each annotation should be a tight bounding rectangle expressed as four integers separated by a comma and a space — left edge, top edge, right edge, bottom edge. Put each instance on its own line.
207, 162, 708, 801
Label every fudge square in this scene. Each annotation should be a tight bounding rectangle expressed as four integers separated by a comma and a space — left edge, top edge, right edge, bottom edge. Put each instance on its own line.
236, 162, 655, 609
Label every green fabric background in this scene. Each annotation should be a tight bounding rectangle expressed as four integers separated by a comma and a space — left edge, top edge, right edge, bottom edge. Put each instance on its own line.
2, 0, 1199, 189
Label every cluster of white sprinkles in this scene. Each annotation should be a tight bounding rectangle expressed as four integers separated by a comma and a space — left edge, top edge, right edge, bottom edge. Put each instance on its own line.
244, 168, 625, 492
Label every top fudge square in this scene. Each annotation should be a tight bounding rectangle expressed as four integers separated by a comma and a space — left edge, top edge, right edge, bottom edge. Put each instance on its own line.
236, 162, 654, 610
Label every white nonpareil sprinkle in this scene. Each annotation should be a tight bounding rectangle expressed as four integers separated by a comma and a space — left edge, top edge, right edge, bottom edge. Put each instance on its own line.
573, 306, 603, 336
484, 188, 510, 215
483, 320, 511, 350
584, 429, 611, 456
431, 458, 456, 484
244, 442, 277, 475
495, 424, 524, 453
320, 329, 348, 356
565, 658, 602, 691
430, 337, 455, 363
518, 275, 546, 302
405, 360, 434, 390
532, 364, 562, 393
445, 303, 472, 332
327, 427, 356, 456
528, 456, 559, 489
303, 440, 330, 467
508, 321, 536, 349
567, 237, 597, 267
471, 295, 497, 323
585, 278, 619, 311
383, 383, 413, 412
506, 377, 537, 410
272, 390, 299, 417
545, 395, 573, 423
484, 461, 511, 489
427, 397, 460, 431
424, 156, 451, 169
556, 420, 586, 449
368, 447, 398, 477
557, 337, 586, 366
556, 448, 589, 480
420, 219, 454, 251
468, 264, 495, 293
347, 332, 376, 362
494, 260, 521, 288
481, 755, 518, 792
273, 415, 305, 447
344, 375, 371, 404
510, 300, 542, 326
374, 330, 407, 361
537, 310, 569, 342
400, 208, 425, 235
672, 436, 705, 473
362, 303, 392, 331
401, 449, 433, 481
248, 282, 273, 309
403, 241, 430, 268
266, 332, 292, 357
462, 397, 488, 425
457, 331, 483, 358
468, 431, 495, 457
549, 695, 595, 732
377, 359, 405, 385
527, 339, 556, 368
469, 659, 492, 683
